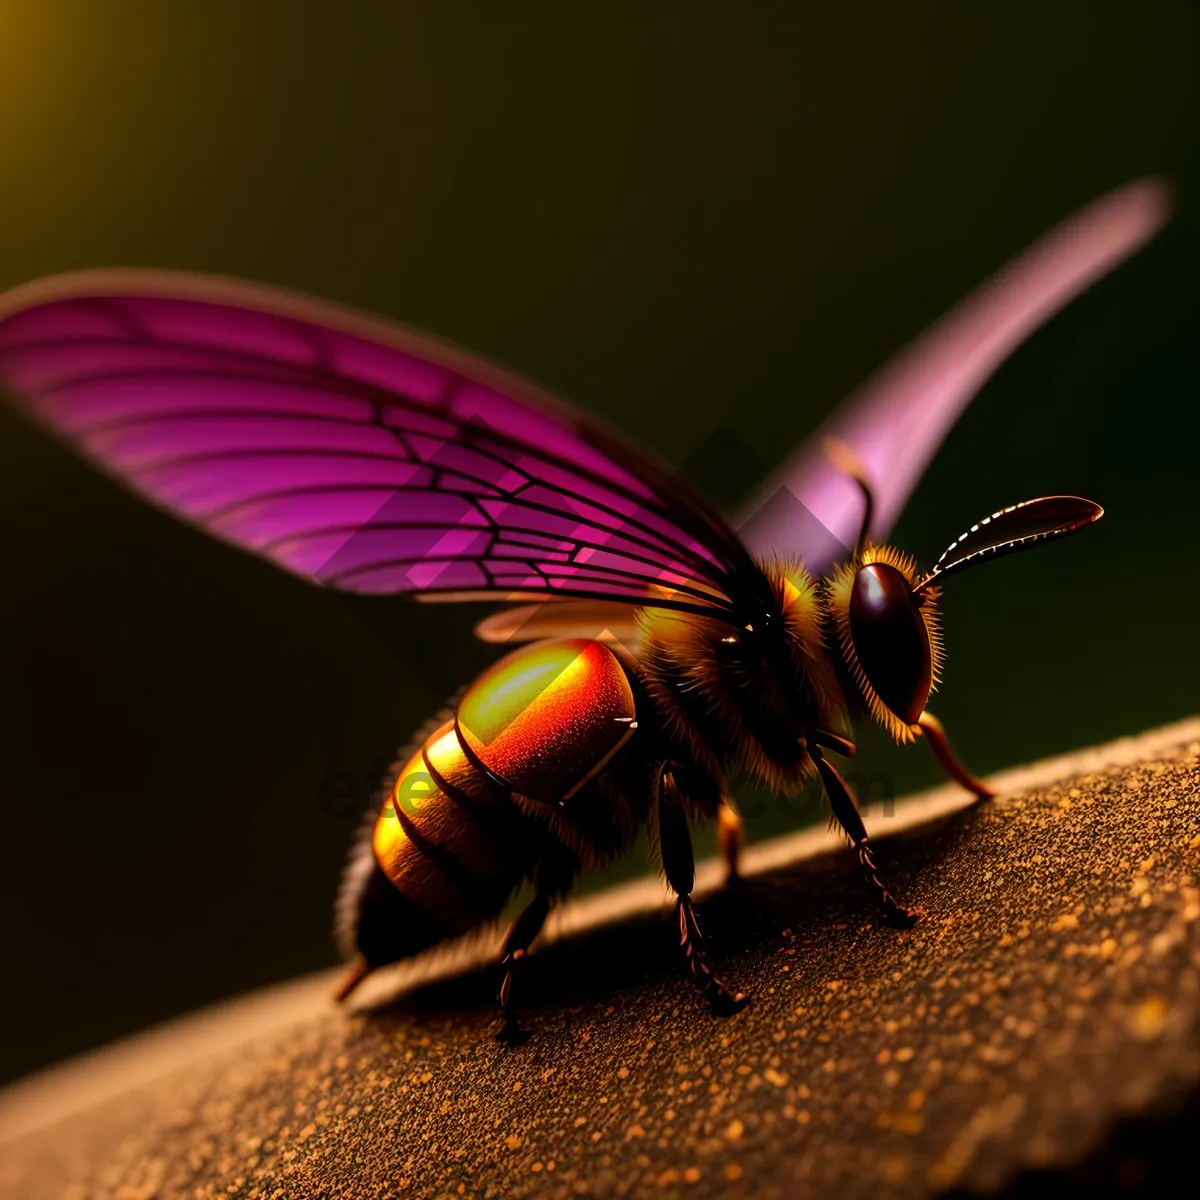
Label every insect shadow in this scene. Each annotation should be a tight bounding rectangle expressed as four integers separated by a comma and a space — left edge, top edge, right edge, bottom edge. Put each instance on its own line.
358, 803, 980, 1038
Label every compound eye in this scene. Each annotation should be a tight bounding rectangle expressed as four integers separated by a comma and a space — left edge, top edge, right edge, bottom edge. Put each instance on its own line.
849, 563, 932, 725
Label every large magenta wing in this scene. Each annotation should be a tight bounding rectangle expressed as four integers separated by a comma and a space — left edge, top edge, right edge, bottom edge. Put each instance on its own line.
737, 179, 1171, 574
0, 271, 750, 615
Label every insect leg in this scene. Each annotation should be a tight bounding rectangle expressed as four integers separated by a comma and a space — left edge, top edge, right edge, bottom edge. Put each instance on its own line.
657, 766, 748, 1015
716, 795, 744, 883
812, 727, 856, 758
332, 956, 373, 1003
810, 745, 917, 928
495, 888, 553, 1047
915, 710, 996, 799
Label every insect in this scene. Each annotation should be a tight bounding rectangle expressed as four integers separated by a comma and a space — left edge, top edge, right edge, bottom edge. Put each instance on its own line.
0, 180, 1167, 1042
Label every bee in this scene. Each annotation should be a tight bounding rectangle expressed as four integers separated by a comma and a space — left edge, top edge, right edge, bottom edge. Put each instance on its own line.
0, 180, 1167, 1042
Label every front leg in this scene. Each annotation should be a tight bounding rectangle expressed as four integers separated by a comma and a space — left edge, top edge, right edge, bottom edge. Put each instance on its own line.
916, 710, 995, 799
656, 765, 748, 1015
810, 744, 917, 929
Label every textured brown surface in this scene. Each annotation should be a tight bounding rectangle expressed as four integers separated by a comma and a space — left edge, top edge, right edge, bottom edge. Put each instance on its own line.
3, 726, 1200, 1199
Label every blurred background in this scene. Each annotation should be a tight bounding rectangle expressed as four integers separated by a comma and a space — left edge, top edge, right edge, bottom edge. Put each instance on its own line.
0, 2, 1196, 1085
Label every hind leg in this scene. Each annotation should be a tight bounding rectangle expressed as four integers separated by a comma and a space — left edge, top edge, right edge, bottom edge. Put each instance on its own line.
494, 890, 553, 1047
493, 853, 578, 1046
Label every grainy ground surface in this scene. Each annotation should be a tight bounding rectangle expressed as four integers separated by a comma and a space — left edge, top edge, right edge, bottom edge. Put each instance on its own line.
3, 724, 1200, 1199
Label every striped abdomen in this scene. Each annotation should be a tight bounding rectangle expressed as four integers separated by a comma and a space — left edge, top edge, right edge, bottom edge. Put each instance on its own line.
338, 638, 641, 976
355, 719, 539, 967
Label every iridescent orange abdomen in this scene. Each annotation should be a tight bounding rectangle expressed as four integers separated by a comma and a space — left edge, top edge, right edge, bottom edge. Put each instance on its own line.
456, 637, 637, 803
371, 721, 520, 931
369, 638, 639, 942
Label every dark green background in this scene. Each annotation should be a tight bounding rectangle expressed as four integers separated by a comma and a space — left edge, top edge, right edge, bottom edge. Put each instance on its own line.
1, 2, 1196, 1085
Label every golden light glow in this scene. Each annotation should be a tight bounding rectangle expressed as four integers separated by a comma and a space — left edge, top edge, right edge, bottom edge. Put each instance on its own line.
456, 638, 636, 803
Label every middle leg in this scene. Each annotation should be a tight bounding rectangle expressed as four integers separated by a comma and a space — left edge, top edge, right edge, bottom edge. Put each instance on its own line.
657, 765, 747, 1014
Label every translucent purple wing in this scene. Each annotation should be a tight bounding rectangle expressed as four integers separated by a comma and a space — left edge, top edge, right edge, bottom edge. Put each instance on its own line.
0, 271, 750, 614
737, 179, 1171, 575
